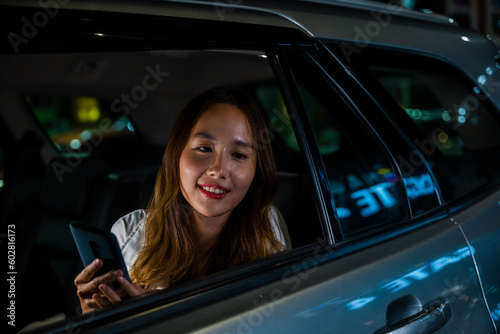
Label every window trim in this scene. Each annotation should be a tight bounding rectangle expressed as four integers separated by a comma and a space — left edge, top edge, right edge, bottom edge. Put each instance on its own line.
278, 48, 420, 242
317, 42, 445, 219
268, 49, 339, 245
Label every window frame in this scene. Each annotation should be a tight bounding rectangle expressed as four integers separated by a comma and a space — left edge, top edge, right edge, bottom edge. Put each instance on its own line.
287, 52, 414, 239
268, 49, 339, 245
321, 42, 453, 217
274, 47, 432, 241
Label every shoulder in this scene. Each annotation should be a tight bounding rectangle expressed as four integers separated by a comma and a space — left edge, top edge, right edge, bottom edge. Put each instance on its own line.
269, 206, 292, 250
111, 209, 147, 272
111, 209, 146, 249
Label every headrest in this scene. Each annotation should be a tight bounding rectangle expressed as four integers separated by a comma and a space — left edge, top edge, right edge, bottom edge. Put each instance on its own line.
41, 157, 107, 218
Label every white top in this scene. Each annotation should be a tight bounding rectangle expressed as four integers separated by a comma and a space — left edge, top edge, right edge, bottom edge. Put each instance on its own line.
111, 208, 290, 274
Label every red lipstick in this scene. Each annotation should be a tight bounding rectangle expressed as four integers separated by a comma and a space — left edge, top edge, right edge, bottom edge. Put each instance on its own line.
198, 184, 230, 200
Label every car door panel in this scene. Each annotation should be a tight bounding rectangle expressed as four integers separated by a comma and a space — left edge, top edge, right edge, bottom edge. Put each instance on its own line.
450, 187, 500, 331
134, 215, 493, 334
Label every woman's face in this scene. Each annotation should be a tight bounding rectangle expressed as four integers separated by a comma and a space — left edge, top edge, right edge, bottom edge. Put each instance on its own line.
179, 103, 257, 221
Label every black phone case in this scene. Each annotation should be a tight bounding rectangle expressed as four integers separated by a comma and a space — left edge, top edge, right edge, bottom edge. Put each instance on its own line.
70, 222, 131, 282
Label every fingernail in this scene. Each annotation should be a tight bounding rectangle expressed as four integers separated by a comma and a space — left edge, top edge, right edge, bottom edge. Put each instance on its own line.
114, 270, 122, 277
99, 284, 108, 291
94, 259, 102, 266
118, 276, 126, 284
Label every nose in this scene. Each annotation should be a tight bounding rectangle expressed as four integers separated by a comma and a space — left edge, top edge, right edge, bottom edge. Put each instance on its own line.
207, 151, 229, 179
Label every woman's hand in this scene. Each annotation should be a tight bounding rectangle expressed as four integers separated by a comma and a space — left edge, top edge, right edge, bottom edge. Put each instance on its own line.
74, 258, 145, 313
96, 275, 145, 306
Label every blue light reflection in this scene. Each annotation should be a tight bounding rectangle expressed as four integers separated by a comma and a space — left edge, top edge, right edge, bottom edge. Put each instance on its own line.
492, 302, 500, 321
404, 174, 435, 199
478, 75, 487, 86
431, 246, 472, 272
382, 246, 473, 293
293, 246, 475, 320
337, 207, 351, 219
296, 297, 348, 319
347, 297, 376, 310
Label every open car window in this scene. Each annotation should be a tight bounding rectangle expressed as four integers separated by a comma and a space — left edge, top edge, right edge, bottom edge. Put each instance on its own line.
2, 49, 325, 329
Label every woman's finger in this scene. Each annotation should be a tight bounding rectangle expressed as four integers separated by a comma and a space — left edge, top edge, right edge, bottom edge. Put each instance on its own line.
74, 258, 103, 286
117, 276, 145, 297
77, 269, 123, 298
92, 292, 108, 308
98, 283, 122, 304
132, 283, 143, 294
85, 295, 102, 310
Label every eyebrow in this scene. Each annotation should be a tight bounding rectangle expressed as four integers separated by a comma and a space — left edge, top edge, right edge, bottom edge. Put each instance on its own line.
192, 132, 254, 149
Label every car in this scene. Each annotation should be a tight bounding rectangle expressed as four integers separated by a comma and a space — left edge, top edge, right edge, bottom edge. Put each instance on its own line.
1, 0, 500, 333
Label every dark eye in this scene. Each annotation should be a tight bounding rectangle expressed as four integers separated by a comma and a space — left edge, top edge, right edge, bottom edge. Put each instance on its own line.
232, 152, 248, 160
197, 146, 212, 153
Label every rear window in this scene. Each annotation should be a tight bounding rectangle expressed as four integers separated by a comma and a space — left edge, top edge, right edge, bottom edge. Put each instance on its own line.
369, 65, 500, 202
27, 94, 138, 156
334, 42, 500, 203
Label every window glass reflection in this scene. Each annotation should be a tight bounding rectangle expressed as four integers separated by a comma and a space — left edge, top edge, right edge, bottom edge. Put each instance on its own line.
370, 67, 500, 201
296, 82, 405, 238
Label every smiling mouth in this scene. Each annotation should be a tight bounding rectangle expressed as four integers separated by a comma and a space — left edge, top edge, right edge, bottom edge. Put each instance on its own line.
198, 185, 230, 199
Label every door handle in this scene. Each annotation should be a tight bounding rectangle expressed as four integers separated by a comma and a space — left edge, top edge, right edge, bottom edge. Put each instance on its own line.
374, 295, 452, 334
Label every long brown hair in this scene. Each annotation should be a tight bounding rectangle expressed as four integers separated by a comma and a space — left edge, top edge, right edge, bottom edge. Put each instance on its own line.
131, 87, 281, 288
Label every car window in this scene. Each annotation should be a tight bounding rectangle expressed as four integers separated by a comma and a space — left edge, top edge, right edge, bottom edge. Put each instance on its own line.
1, 48, 330, 329
368, 64, 500, 202
284, 53, 408, 239
26, 94, 138, 156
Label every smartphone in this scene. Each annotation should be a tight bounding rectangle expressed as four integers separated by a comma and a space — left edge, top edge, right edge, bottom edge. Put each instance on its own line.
70, 222, 131, 291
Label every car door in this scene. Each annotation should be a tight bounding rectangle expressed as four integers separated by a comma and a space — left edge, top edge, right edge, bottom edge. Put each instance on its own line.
194, 48, 495, 334
452, 189, 500, 332
341, 46, 500, 332
96, 48, 497, 334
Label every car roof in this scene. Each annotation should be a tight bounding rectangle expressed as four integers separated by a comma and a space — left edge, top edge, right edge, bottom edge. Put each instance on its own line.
4, 0, 457, 37
2, 0, 499, 103
3, 0, 494, 57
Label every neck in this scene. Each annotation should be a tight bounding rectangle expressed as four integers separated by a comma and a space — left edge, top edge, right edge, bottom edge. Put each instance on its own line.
190, 210, 230, 254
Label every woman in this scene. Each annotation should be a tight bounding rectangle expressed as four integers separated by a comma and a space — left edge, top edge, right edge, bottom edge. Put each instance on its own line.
74, 87, 290, 313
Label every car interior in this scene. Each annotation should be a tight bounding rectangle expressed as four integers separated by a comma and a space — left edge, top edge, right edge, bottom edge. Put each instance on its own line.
0, 49, 322, 327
